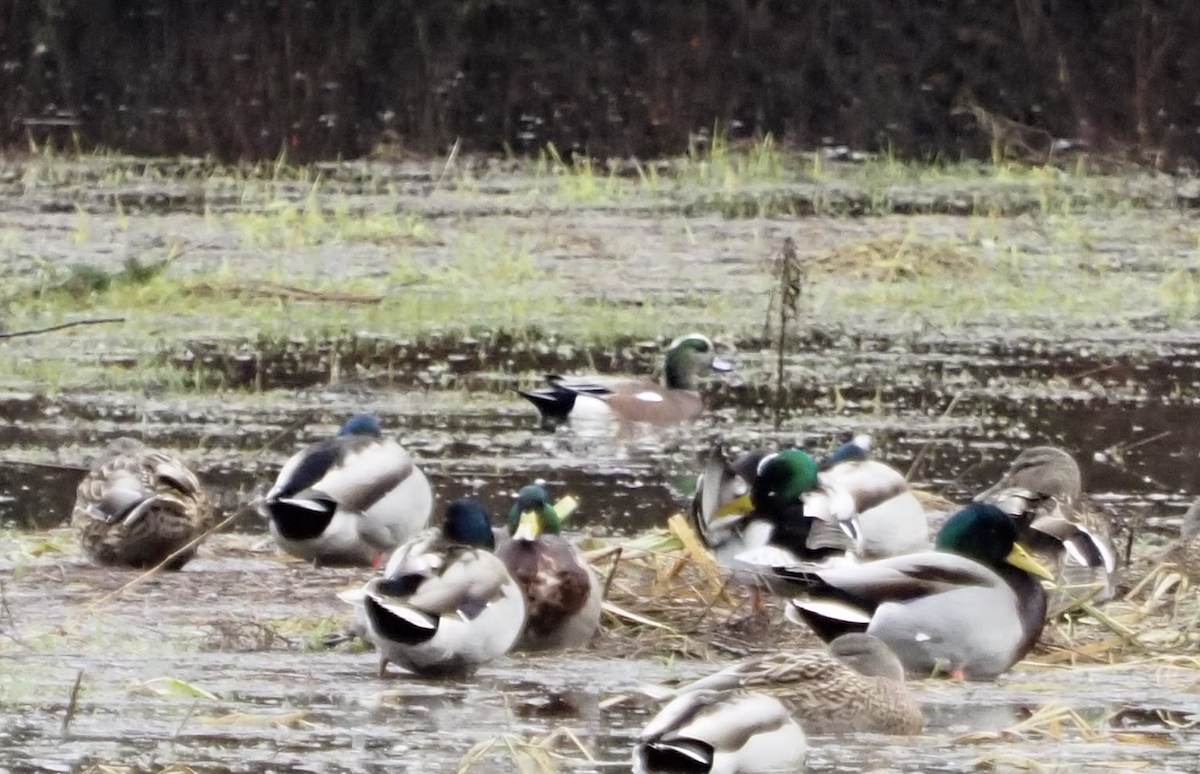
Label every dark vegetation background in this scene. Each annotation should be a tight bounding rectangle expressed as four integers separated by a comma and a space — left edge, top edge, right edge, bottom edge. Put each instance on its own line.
2, 0, 1197, 167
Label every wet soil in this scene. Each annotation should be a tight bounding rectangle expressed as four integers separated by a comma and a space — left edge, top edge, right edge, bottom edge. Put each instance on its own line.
3, 156, 1200, 772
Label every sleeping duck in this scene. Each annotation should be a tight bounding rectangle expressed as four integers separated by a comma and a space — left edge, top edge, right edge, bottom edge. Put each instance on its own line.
975, 445, 1117, 604
72, 438, 215, 569
645, 633, 924, 735
633, 688, 807, 774
496, 484, 603, 651
261, 414, 432, 567
343, 499, 526, 677
744, 502, 1053, 680
518, 333, 732, 429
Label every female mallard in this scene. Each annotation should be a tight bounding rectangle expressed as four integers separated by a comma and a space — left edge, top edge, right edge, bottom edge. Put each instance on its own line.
633, 689, 806, 774
496, 484, 602, 651
1167, 497, 1200, 584
975, 446, 1116, 603
72, 438, 215, 570
761, 502, 1053, 680
344, 499, 526, 677
518, 333, 732, 429
261, 414, 432, 567
694, 441, 928, 581
648, 633, 924, 735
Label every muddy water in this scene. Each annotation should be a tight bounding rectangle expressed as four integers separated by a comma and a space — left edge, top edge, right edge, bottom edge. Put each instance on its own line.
3, 339, 1200, 773
4, 553, 1200, 774
4, 159, 1200, 771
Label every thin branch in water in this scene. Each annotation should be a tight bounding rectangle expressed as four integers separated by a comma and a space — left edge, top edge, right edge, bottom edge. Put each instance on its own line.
906, 389, 967, 481
770, 237, 804, 430
60, 669, 85, 739
0, 317, 125, 340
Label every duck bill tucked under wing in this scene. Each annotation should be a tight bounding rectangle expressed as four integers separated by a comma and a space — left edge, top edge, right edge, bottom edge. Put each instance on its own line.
1006, 543, 1056, 580
88, 478, 155, 525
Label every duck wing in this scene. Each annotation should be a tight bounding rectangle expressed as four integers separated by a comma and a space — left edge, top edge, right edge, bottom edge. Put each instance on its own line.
545, 373, 640, 398
763, 551, 1000, 604
267, 436, 411, 515
400, 548, 515, 620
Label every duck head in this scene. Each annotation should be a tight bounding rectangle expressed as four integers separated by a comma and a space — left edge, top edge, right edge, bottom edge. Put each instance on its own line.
338, 413, 383, 438
664, 333, 732, 390
443, 499, 496, 550
507, 484, 563, 541
936, 503, 1054, 579
751, 449, 820, 515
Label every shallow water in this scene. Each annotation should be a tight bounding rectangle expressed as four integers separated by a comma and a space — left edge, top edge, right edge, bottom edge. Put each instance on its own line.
4, 161, 1200, 771
3, 355, 1200, 772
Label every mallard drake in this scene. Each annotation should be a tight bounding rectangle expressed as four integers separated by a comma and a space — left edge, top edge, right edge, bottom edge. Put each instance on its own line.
261, 414, 432, 567
343, 499, 526, 677
747, 502, 1053, 680
72, 438, 214, 570
805, 436, 929, 559
975, 446, 1116, 603
693, 441, 928, 578
1167, 497, 1200, 584
647, 633, 923, 735
518, 333, 732, 428
633, 689, 807, 774
496, 484, 602, 651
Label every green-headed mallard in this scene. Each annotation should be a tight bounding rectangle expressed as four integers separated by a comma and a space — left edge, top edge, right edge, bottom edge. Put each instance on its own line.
343, 499, 525, 677
496, 484, 602, 651
749, 502, 1053, 680
975, 445, 1116, 603
693, 440, 928, 578
518, 333, 732, 429
648, 632, 924, 735
261, 413, 432, 567
633, 689, 807, 774
72, 438, 215, 570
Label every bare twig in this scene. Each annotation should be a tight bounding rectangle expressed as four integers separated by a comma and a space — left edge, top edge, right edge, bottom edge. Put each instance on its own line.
906, 389, 967, 481
60, 669, 84, 738
770, 237, 804, 430
172, 700, 198, 740
0, 317, 125, 340
601, 547, 623, 601
430, 138, 462, 194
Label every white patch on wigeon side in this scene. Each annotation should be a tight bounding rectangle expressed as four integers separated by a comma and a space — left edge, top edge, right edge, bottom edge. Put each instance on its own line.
567, 395, 619, 438
633, 391, 665, 403
570, 395, 616, 420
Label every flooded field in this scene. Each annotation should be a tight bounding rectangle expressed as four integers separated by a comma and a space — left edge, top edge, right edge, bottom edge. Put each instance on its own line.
2, 153, 1200, 772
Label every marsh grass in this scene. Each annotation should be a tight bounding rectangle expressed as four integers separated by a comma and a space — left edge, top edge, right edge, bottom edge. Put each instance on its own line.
2, 145, 1197, 394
